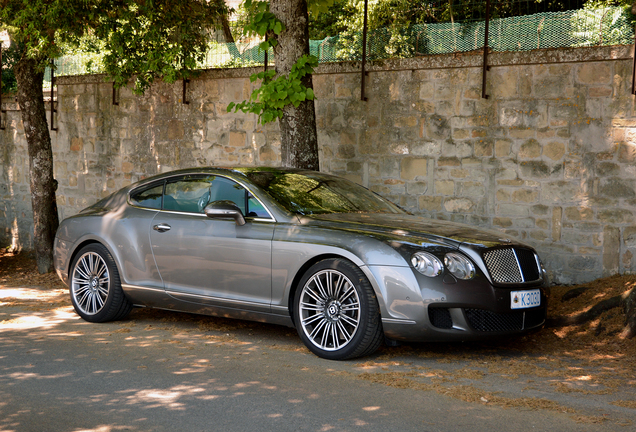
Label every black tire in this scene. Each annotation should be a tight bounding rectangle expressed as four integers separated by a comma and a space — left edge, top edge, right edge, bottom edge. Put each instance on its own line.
68, 243, 132, 323
293, 258, 383, 360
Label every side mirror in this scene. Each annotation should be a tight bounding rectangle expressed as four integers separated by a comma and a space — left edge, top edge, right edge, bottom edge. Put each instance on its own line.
204, 200, 246, 226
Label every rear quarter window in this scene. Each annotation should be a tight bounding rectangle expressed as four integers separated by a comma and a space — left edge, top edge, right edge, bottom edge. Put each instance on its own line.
130, 184, 163, 209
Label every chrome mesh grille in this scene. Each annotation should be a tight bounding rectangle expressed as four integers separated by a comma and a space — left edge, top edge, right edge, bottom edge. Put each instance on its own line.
482, 247, 540, 284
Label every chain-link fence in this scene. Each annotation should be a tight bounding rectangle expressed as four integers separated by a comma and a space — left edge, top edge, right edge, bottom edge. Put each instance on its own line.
29, 5, 636, 84
304, 6, 633, 63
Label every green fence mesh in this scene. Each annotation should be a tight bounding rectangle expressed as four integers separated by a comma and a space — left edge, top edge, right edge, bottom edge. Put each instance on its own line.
45, 6, 633, 81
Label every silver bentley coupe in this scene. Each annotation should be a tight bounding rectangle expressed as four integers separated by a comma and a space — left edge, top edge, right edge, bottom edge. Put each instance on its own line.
54, 167, 549, 360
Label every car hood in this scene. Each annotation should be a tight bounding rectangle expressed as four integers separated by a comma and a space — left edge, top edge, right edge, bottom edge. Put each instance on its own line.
304, 213, 517, 249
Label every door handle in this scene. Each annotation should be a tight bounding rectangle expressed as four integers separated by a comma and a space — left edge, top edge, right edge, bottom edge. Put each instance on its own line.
153, 223, 171, 232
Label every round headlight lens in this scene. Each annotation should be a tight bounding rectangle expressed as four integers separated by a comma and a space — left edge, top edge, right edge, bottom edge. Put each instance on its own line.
411, 252, 443, 277
444, 253, 475, 280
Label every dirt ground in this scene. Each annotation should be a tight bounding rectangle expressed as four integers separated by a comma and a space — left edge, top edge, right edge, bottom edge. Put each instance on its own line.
1, 249, 636, 426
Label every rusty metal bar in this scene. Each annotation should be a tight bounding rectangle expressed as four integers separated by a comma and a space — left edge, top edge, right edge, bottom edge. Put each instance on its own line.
0, 43, 5, 130
481, 0, 491, 99
112, 82, 119, 106
50, 60, 57, 131
632, 27, 636, 94
360, 0, 368, 101
182, 78, 190, 104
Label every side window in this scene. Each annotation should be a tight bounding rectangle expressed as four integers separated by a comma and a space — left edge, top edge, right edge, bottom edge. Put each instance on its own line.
247, 195, 270, 218
164, 176, 214, 213
130, 183, 163, 209
206, 177, 247, 214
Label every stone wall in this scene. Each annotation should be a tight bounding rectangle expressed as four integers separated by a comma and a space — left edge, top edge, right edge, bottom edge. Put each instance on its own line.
1, 45, 635, 284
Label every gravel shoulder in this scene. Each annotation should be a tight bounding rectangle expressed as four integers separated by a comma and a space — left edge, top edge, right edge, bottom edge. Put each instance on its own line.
1, 251, 636, 430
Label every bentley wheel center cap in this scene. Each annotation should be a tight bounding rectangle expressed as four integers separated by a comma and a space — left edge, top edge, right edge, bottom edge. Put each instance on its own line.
326, 301, 341, 320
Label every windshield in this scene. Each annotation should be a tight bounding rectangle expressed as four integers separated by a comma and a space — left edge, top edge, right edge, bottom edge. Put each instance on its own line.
245, 171, 405, 215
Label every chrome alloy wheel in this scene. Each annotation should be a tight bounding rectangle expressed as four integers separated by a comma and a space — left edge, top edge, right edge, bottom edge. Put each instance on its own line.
298, 269, 361, 351
71, 252, 110, 316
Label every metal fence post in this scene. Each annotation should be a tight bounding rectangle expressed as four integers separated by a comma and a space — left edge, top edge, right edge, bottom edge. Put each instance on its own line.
632, 25, 636, 95
0, 43, 4, 130
50, 60, 57, 131
360, 0, 368, 101
112, 82, 119, 106
183, 78, 190, 105
482, 0, 491, 99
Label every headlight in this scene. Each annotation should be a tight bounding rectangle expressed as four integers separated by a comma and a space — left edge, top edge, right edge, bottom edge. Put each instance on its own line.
444, 253, 475, 280
411, 252, 443, 277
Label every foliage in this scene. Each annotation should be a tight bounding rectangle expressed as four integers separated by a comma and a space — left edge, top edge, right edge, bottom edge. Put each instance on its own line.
0, 0, 226, 94
1, 41, 19, 93
227, 0, 326, 124
92, 0, 226, 93
228, 54, 317, 123
309, 0, 350, 39
571, 5, 634, 46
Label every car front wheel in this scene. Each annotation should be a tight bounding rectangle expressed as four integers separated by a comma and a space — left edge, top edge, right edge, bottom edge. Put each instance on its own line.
69, 243, 132, 323
293, 258, 383, 360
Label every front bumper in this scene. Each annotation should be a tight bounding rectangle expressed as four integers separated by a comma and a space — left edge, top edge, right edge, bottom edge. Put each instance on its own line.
367, 264, 549, 343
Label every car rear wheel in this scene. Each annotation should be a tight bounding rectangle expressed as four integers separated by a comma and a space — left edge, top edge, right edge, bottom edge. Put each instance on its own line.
69, 244, 132, 323
293, 258, 383, 360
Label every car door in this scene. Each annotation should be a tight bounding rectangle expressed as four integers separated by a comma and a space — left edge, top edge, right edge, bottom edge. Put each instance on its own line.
149, 174, 275, 312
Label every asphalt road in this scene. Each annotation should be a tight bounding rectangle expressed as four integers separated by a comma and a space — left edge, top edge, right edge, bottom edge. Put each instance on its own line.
1, 291, 634, 432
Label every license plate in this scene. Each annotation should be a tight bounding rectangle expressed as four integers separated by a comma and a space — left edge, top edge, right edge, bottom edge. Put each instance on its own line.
510, 289, 541, 309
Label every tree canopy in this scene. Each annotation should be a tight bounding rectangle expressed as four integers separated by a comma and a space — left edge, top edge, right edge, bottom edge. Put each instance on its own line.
0, 0, 226, 272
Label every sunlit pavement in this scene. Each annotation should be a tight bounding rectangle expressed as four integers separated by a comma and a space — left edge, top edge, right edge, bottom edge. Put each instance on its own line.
1, 286, 633, 432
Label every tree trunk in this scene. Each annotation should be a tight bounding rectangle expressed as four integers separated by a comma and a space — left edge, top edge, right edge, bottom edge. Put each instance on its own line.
622, 287, 636, 339
14, 57, 59, 273
270, 0, 319, 171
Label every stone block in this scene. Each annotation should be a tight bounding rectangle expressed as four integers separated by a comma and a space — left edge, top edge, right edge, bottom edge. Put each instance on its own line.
623, 226, 636, 247
495, 139, 512, 157
564, 206, 593, 221
493, 217, 513, 227
419, 195, 443, 211
401, 158, 428, 180
406, 181, 428, 195
508, 128, 535, 139
229, 131, 246, 148
562, 231, 591, 245
569, 255, 599, 271
401, 140, 435, 159
70, 137, 83, 152
435, 180, 454, 195
544, 141, 566, 161
489, 68, 518, 99
419, 81, 434, 99
425, 117, 450, 140
496, 189, 510, 202
437, 157, 461, 167
597, 209, 634, 224
577, 63, 611, 84
512, 189, 538, 203
474, 140, 493, 157
520, 161, 560, 179
519, 139, 541, 159
498, 203, 530, 217
534, 76, 569, 98
618, 143, 636, 163
603, 226, 620, 275
542, 181, 580, 203
599, 178, 636, 199
450, 169, 470, 179
452, 129, 470, 140
444, 197, 474, 213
